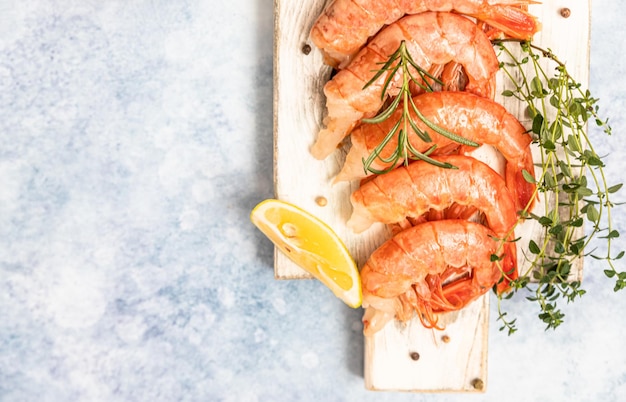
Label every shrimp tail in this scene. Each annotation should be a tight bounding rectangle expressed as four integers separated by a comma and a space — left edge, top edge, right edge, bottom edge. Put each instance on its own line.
506, 149, 538, 212
346, 189, 379, 233
476, 5, 542, 41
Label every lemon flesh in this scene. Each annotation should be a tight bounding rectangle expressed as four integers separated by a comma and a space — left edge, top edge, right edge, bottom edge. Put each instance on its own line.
250, 199, 362, 308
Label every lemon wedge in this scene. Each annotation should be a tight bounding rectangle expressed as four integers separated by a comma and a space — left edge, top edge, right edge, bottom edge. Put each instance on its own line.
250, 199, 362, 308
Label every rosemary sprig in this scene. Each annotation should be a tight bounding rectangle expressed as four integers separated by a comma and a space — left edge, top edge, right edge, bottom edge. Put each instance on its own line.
361, 41, 479, 174
493, 40, 624, 334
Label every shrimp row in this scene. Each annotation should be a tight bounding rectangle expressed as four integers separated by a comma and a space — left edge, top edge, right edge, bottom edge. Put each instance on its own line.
336, 91, 537, 211
310, 12, 500, 160
352, 155, 520, 333
306, 4, 540, 334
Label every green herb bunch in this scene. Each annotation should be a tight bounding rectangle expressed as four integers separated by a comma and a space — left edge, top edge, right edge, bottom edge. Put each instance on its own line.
494, 40, 624, 334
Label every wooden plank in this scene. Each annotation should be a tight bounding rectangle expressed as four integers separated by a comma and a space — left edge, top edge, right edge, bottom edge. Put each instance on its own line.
365, 296, 489, 392
273, 0, 388, 280
273, 0, 589, 392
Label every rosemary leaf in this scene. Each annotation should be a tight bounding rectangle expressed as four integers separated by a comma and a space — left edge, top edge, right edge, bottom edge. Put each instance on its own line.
360, 40, 473, 174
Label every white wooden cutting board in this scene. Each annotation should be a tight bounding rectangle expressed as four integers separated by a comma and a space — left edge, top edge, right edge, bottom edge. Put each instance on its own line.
273, 0, 590, 392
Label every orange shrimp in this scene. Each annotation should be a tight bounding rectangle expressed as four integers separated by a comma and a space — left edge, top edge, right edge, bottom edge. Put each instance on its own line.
310, 12, 499, 160
361, 220, 502, 335
347, 154, 518, 291
336, 91, 537, 211
310, 0, 541, 68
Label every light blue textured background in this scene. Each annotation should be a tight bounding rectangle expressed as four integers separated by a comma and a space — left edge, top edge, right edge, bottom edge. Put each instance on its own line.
1, 1, 625, 401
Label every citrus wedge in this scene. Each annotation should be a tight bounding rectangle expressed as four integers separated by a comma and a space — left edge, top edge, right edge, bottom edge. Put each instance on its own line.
250, 199, 362, 308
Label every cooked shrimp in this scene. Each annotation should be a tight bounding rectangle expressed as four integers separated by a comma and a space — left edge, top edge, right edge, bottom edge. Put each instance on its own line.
336, 91, 537, 211
347, 154, 518, 291
310, 12, 499, 160
310, 0, 541, 68
361, 220, 502, 335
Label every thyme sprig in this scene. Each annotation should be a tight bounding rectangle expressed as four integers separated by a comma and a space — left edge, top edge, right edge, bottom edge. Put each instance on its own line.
361, 40, 479, 174
493, 40, 624, 334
